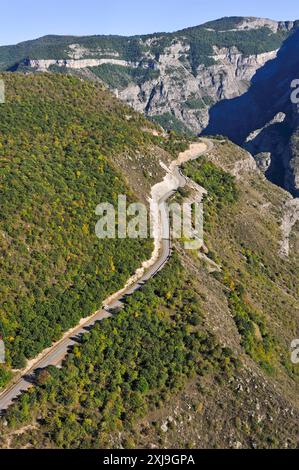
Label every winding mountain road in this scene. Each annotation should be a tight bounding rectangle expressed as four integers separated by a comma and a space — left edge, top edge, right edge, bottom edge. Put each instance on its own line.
0, 138, 213, 412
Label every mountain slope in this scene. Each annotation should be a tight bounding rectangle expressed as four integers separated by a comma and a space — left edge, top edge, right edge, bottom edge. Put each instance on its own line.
1, 17, 295, 72
0, 137, 298, 449
204, 27, 299, 197
0, 73, 186, 385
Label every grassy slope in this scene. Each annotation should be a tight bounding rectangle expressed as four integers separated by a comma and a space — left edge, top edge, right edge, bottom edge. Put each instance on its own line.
185, 142, 299, 377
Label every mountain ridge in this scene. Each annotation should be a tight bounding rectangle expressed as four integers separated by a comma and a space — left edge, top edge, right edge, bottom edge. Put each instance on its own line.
1, 16, 297, 67
2, 17, 299, 192
1, 16, 298, 46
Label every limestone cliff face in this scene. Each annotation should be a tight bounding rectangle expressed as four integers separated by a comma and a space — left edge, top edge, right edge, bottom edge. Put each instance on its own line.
26, 58, 137, 71
5, 16, 299, 194
203, 27, 299, 196
21, 39, 279, 135
116, 45, 278, 134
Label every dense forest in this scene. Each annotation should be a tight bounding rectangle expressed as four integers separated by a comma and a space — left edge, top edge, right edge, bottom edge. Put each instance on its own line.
0, 255, 238, 448
0, 73, 176, 384
0, 64, 297, 451
0, 134, 298, 448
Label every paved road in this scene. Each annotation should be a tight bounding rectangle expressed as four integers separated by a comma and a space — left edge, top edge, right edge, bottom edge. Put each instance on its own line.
0, 139, 212, 412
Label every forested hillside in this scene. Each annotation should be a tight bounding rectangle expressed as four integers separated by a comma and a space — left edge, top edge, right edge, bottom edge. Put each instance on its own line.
1, 137, 299, 449
184, 151, 299, 378
0, 73, 179, 385
0, 256, 239, 448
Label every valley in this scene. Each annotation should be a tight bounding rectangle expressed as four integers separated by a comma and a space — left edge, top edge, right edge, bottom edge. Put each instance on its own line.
0, 16, 298, 450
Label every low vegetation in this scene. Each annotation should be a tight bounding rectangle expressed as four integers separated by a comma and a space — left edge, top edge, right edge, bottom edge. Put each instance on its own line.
183, 150, 298, 379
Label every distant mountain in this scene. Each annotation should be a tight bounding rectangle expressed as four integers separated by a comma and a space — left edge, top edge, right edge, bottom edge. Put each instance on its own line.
1, 16, 299, 195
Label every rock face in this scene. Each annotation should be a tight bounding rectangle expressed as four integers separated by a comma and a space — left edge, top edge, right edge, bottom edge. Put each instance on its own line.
203, 27, 299, 196
284, 112, 299, 196
1, 16, 299, 194
26, 58, 135, 71
244, 113, 287, 178
220, 17, 295, 33
118, 44, 278, 134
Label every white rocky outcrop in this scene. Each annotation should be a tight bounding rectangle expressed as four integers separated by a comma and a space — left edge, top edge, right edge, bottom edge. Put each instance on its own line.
117, 45, 278, 134
28, 57, 139, 71
246, 113, 286, 144
215, 17, 294, 33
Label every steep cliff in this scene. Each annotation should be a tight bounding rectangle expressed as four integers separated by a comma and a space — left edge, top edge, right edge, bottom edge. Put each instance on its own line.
1, 16, 299, 194
204, 27, 299, 196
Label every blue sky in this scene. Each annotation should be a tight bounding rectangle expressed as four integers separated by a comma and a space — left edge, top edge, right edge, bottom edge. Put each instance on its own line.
1, 0, 299, 46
